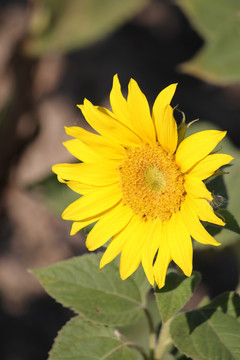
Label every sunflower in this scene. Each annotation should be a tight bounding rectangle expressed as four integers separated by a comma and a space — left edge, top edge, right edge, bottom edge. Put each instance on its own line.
52, 75, 233, 289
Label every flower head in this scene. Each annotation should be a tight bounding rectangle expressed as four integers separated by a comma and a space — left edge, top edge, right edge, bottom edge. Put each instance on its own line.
52, 75, 233, 289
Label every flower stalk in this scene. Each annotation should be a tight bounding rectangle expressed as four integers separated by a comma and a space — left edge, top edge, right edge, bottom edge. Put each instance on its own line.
154, 318, 173, 360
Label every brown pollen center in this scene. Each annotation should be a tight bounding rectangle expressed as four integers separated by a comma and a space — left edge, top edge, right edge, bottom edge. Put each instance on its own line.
118, 143, 186, 222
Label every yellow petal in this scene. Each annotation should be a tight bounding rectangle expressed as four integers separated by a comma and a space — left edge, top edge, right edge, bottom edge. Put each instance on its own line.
97, 105, 115, 118
168, 212, 193, 277
181, 197, 220, 246
99, 219, 135, 269
70, 217, 99, 235
152, 83, 177, 124
156, 105, 178, 154
65, 126, 125, 160
52, 163, 119, 186
188, 153, 234, 180
56, 176, 93, 194
175, 130, 226, 173
189, 196, 225, 226
53, 163, 80, 181
184, 174, 213, 201
110, 75, 128, 119
127, 78, 156, 143
66, 180, 93, 195
141, 220, 162, 286
110, 74, 140, 135
120, 217, 149, 280
53, 163, 81, 181
86, 204, 133, 251
62, 183, 122, 220
79, 99, 141, 147
63, 139, 105, 162
153, 222, 172, 289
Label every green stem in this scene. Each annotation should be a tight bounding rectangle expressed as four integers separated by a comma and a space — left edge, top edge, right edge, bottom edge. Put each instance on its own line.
127, 342, 149, 360
143, 307, 156, 359
154, 318, 173, 360
117, 329, 149, 360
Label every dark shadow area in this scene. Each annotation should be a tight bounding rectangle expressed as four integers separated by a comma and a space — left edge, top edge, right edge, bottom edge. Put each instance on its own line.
203, 291, 240, 319
0, 296, 74, 360
193, 248, 239, 298
185, 307, 215, 335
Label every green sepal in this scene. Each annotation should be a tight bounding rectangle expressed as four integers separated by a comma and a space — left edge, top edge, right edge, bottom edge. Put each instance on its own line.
177, 110, 199, 145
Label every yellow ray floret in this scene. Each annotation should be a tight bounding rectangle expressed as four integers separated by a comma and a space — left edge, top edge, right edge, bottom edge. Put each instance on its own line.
53, 74, 233, 289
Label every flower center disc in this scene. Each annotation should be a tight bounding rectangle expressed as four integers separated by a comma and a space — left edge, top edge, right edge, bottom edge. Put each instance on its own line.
118, 143, 186, 222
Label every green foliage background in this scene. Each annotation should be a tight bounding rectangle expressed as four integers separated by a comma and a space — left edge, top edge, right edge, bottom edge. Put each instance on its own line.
25, 0, 150, 55
177, 0, 240, 84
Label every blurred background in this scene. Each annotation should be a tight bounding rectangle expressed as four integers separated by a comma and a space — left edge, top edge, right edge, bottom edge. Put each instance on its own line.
0, 0, 240, 359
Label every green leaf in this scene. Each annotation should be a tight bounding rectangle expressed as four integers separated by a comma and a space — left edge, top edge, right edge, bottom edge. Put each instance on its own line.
203, 291, 240, 321
147, 291, 161, 330
217, 208, 240, 234
155, 271, 201, 323
162, 355, 176, 360
32, 253, 150, 326
205, 208, 240, 240
170, 292, 240, 360
48, 316, 139, 360
177, 0, 240, 84
119, 312, 150, 357
25, 0, 150, 56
